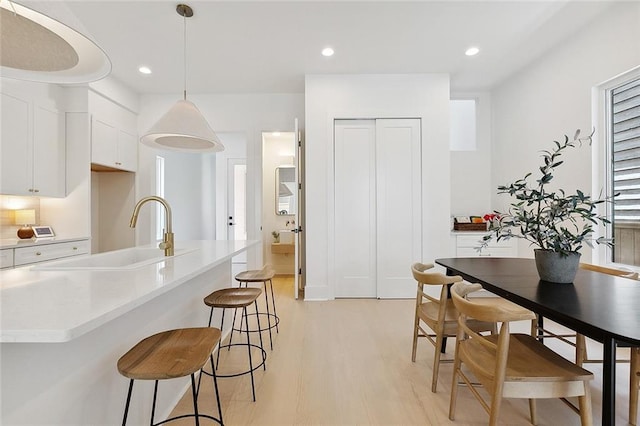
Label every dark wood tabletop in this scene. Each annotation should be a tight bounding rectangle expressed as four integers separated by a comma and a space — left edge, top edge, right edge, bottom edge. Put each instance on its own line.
435, 257, 640, 426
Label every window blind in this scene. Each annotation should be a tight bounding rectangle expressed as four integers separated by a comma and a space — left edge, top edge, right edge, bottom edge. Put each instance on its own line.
612, 77, 640, 221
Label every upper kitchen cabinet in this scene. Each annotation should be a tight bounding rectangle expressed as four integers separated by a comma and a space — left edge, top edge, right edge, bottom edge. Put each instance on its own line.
91, 116, 137, 172
1, 88, 66, 198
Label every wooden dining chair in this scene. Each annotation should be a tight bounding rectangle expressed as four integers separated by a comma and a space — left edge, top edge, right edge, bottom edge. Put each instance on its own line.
574, 263, 639, 424
449, 281, 594, 426
411, 262, 497, 392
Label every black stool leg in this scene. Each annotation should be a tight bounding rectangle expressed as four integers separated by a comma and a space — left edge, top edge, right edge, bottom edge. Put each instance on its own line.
210, 354, 224, 425
243, 305, 256, 402
122, 379, 134, 426
262, 281, 274, 349
217, 309, 226, 366
268, 278, 279, 333
190, 374, 200, 426
254, 299, 266, 371
150, 380, 159, 426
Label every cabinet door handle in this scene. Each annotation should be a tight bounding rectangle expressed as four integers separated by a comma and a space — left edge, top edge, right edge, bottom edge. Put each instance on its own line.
35, 252, 41, 256
115, 162, 122, 165
34, 189, 39, 193
28, 188, 34, 192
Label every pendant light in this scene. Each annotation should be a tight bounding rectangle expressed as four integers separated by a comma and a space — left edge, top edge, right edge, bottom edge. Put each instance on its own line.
140, 4, 224, 153
0, 1, 111, 83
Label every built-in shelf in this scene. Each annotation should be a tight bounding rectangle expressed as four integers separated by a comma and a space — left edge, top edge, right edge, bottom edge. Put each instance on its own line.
271, 243, 294, 254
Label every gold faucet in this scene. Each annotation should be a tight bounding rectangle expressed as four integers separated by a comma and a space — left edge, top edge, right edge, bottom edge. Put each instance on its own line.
130, 196, 174, 256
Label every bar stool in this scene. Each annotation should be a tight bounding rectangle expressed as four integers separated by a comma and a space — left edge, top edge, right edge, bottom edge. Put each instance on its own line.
234, 266, 279, 349
117, 327, 223, 425
203, 287, 267, 402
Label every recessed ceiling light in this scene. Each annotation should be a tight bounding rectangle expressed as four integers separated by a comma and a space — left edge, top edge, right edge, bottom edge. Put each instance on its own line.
138, 66, 152, 74
465, 47, 480, 56
322, 47, 334, 57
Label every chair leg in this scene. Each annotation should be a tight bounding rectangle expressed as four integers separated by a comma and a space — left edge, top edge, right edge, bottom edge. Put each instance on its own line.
121, 379, 134, 426
431, 332, 443, 392
631, 348, 639, 425
448, 356, 461, 420
578, 383, 593, 426
262, 281, 274, 350
576, 334, 587, 367
254, 299, 266, 371
411, 315, 420, 362
528, 399, 537, 425
488, 388, 504, 426
216, 309, 226, 367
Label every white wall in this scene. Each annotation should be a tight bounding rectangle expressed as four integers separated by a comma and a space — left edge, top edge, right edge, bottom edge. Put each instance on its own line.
491, 1, 640, 260
304, 74, 451, 300
450, 92, 493, 217
137, 93, 304, 268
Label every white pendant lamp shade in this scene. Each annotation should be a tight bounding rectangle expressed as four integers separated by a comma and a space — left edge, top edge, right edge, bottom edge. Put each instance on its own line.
140, 4, 224, 153
140, 99, 224, 152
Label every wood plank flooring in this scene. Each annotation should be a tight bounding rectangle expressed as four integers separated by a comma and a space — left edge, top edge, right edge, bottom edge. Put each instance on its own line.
170, 276, 634, 425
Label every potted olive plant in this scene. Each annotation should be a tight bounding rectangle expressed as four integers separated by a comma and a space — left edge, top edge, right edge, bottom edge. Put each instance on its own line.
480, 129, 613, 283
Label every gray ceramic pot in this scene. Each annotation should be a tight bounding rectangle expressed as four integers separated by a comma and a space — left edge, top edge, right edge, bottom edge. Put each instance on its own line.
534, 249, 581, 283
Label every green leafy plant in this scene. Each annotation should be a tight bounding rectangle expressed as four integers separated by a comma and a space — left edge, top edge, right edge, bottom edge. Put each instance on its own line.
480, 129, 614, 256
271, 231, 280, 241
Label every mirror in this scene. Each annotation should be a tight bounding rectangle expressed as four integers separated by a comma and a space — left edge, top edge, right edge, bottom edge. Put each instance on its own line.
276, 166, 296, 215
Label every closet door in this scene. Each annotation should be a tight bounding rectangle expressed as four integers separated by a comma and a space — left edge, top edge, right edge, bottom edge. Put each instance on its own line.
376, 118, 421, 298
334, 120, 377, 298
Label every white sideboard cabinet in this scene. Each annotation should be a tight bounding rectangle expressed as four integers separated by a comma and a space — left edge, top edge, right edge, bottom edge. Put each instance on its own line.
91, 116, 137, 172
1, 93, 66, 197
2, 239, 90, 269
455, 232, 517, 257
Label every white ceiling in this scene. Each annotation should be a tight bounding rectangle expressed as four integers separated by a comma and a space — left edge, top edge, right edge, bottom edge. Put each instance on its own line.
26, 1, 615, 95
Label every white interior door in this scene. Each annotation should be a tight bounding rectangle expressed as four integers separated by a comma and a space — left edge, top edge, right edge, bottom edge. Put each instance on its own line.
334, 120, 377, 298
333, 118, 421, 299
376, 118, 422, 298
228, 158, 247, 266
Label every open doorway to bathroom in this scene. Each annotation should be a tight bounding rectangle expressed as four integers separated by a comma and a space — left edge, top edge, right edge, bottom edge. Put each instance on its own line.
262, 130, 304, 298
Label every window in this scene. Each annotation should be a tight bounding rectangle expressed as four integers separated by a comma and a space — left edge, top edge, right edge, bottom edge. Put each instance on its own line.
607, 76, 640, 265
450, 99, 477, 151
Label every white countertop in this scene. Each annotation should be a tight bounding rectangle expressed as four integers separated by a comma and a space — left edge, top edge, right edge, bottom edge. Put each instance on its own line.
0, 236, 89, 249
0, 240, 258, 343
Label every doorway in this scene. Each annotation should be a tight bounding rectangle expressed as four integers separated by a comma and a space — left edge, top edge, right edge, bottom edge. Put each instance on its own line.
262, 130, 303, 298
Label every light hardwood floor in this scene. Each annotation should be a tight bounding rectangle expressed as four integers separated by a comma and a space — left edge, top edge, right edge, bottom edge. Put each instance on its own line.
170, 276, 634, 425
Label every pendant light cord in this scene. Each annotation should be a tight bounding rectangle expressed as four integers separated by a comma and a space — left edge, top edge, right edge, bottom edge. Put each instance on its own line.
183, 12, 187, 101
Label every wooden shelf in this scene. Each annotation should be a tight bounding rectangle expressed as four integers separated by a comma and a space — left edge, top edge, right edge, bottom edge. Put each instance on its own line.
271, 243, 294, 254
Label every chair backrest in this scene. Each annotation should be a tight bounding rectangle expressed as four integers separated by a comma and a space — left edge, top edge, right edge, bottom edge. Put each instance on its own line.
450, 281, 536, 324
579, 262, 639, 280
411, 262, 463, 286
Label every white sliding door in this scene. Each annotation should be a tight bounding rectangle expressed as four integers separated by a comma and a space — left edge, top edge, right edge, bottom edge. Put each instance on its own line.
334, 120, 377, 298
376, 119, 422, 298
334, 118, 421, 299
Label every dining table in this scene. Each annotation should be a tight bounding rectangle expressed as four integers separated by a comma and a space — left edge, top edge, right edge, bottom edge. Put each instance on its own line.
435, 257, 640, 426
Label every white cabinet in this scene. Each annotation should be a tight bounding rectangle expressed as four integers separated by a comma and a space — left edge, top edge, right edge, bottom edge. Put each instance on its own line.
455, 233, 517, 257
91, 116, 137, 172
0, 249, 14, 269
13, 239, 90, 267
0, 93, 65, 197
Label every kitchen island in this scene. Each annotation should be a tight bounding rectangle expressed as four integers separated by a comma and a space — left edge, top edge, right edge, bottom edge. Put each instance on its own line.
1, 239, 259, 425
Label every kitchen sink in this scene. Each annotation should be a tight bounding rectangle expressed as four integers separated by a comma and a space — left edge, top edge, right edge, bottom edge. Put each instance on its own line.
32, 247, 197, 271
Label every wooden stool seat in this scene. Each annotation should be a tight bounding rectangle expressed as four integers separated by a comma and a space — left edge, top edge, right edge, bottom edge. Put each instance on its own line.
235, 268, 275, 282
118, 328, 221, 380
117, 327, 223, 425
204, 287, 262, 308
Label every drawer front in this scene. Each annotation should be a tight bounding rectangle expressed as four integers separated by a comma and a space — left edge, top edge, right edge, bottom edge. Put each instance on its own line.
14, 240, 90, 266
456, 234, 488, 248
0, 248, 14, 269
